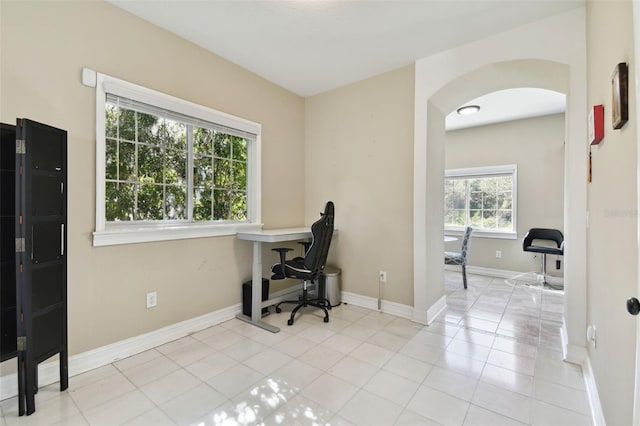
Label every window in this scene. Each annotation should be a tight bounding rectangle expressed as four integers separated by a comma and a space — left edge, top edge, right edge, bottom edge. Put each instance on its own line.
88, 70, 261, 246
444, 165, 517, 239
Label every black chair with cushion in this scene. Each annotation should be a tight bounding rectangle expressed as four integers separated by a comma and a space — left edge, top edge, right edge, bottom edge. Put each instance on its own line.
522, 228, 564, 286
445, 226, 473, 289
271, 201, 335, 326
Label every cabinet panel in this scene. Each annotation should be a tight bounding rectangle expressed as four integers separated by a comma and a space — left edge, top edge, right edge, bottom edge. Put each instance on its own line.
0, 171, 14, 216
1, 119, 68, 414
32, 175, 63, 216
31, 221, 64, 263
15, 119, 67, 416
32, 264, 63, 312
0, 123, 16, 363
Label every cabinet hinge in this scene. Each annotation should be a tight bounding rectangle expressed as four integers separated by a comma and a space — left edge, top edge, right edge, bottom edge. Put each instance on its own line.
16, 140, 26, 154
15, 238, 25, 252
17, 336, 26, 351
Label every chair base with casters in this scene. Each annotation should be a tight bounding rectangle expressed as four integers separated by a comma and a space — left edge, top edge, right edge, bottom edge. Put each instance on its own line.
445, 226, 473, 289
273, 272, 331, 325
522, 228, 564, 289
271, 201, 335, 326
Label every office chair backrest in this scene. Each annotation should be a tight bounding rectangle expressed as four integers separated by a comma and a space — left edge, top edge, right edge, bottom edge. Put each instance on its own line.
460, 226, 473, 262
523, 228, 564, 250
303, 201, 335, 275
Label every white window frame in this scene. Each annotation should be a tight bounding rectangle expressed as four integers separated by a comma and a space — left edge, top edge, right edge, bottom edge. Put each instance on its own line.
84, 69, 262, 246
444, 164, 517, 240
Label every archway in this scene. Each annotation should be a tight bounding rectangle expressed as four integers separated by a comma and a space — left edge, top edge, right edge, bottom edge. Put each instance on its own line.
412, 8, 587, 362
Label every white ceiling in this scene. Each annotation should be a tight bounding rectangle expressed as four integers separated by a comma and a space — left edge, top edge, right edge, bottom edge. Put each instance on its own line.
108, 0, 580, 126
445, 88, 566, 130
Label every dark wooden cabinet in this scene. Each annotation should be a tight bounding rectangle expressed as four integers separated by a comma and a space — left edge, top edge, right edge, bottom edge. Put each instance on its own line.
1, 119, 68, 416
1, 124, 17, 362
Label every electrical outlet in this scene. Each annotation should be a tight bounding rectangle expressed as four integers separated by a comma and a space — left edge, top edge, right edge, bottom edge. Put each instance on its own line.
379, 271, 387, 283
496, 250, 502, 259
146, 291, 157, 309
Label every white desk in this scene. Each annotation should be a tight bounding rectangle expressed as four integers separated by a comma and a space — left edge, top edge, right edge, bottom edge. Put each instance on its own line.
444, 235, 458, 243
236, 227, 312, 333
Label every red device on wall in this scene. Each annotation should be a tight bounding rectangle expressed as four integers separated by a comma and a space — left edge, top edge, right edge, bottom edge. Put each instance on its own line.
589, 104, 604, 145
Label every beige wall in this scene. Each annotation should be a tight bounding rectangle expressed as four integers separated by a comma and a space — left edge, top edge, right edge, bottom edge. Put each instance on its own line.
587, 1, 638, 424
424, 102, 447, 309
445, 114, 565, 275
0, 0, 305, 376
304, 66, 415, 306
2, 3, 637, 421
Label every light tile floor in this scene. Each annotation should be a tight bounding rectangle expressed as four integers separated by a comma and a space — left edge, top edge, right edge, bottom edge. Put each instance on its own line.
0, 272, 591, 425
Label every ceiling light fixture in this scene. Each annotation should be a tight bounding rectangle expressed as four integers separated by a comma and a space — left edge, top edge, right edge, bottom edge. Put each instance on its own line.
456, 105, 481, 115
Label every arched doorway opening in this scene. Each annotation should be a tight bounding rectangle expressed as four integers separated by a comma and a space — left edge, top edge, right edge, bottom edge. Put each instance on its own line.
412, 8, 587, 363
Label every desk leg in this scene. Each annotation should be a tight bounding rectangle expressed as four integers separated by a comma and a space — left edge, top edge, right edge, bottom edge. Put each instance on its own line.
251, 240, 262, 321
235, 240, 280, 333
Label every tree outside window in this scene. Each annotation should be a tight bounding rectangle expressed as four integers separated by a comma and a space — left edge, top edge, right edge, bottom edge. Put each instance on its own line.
444, 167, 516, 234
105, 102, 248, 223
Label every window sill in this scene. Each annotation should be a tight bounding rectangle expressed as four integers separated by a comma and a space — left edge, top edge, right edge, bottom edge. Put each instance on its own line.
445, 229, 518, 240
93, 222, 262, 247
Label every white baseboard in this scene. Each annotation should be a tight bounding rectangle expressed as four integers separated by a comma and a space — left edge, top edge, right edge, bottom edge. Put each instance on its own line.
561, 320, 605, 426
458, 265, 522, 279
0, 303, 241, 401
582, 354, 606, 426
560, 319, 570, 360
447, 265, 564, 287
426, 295, 447, 325
560, 320, 587, 365
411, 308, 428, 325
338, 292, 443, 326
340, 291, 413, 319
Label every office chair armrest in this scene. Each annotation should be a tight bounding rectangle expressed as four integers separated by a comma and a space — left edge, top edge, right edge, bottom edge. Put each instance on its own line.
272, 247, 293, 268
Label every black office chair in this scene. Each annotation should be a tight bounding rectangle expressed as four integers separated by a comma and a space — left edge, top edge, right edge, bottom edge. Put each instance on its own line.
445, 226, 473, 289
271, 201, 335, 325
522, 228, 564, 286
